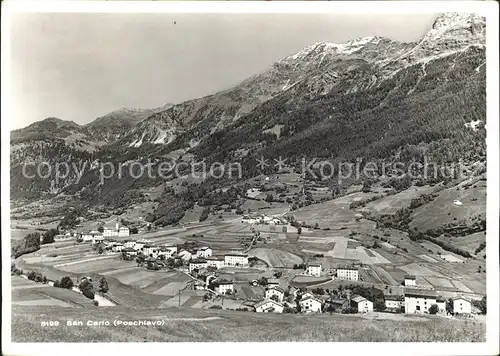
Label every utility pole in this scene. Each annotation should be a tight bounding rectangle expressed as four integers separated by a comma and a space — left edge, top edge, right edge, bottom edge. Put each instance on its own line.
178, 289, 181, 307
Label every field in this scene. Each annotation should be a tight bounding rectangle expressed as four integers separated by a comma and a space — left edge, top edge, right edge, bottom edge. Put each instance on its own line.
409, 177, 486, 231
358, 185, 438, 216
248, 248, 303, 268
11, 305, 486, 342
11, 276, 96, 308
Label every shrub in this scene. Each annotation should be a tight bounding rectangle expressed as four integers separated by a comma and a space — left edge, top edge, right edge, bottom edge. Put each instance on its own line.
209, 305, 223, 309
60, 276, 74, 289
99, 277, 109, 293
429, 304, 439, 315
79, 280, 95, 299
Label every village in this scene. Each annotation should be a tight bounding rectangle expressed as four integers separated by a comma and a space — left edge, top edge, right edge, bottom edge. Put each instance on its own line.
46, 214, 484, 318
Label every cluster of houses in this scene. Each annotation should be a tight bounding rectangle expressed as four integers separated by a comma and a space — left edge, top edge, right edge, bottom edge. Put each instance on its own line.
188, 251, 250, 274
253, 284, 374, 314
383, 275, 475, 315
79, 221, 131, 242
303, 263, 360, 281
241, 214, 287, 225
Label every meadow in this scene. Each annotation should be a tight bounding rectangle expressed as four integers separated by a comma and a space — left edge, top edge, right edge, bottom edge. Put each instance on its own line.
11, 305, 486, 342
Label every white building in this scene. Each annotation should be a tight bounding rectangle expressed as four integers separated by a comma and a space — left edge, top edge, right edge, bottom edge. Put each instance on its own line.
156, 247, 174, 259
103, 220, 130, 237
351, 295, 374, 313
241, 215, 259, 224
206, 257, 225, 269
385, 295, 404, 310
404, 289, 437, 314
196, 246, 213, 258
254, 300, 284, 313
265, 286, 285, 302
300, 292, 315, 300
215, 282, 234, 294
118, 226, 130, 237
305, 264, 322, 277
112, 243, 125, 252
54, 234, 72, 241
142, 245, 158, 257
122, 248, 138, 256
453, 297, 472, 314
189, 260, 208, 273
123, 240, 136, 249
81, 231, 102, 242
336, 267, 359, 281
133, 242, 145, 251
404, 275, 417, 287
224, 253, 249, 267
103, 227, 117, 237
162, 245, 177, 256
299, 296, 323, 313
92, 234, 105, 244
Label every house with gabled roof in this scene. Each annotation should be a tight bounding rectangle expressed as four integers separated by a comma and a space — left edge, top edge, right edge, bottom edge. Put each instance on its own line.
351, 294, 374, 313
254, 299, 284, 313
323, 298, 349, 313
385, 295, 404, 310
265, 286, 285, 302
404, 288, 437, 314
453, 296, 472, 314
404, 275, 417, 287
196, 246, 213, 258
299, 296, 323, 313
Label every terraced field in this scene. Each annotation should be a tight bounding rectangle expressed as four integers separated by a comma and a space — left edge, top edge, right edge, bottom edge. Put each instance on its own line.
248, 248, 303, 268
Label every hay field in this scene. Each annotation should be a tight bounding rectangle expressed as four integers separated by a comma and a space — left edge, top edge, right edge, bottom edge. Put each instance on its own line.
358, 185, 437, 216
248, 248, 303, 268
409, 179, 486, 231
11, 306, 486, 342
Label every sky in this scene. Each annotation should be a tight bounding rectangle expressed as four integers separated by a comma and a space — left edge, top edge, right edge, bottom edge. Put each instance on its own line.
9, 12, 437, 129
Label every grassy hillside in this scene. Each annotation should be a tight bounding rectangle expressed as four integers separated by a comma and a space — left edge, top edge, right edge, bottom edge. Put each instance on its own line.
11, 305, 485, 342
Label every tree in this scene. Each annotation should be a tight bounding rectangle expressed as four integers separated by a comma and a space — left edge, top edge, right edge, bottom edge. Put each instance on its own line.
270, 294, 280, 302
312, 287, 325, 295
60, 276, 74, 289
473, 296, 486, 314
98, 246, 104, 254
41, 229, 58, 245
79, 280, 95, 299
446, 298, 454, 315
199, 208, 210, 222
265, 194, 274, 202
428, 304, 439, 315
136, 254, 145, 266
99, 277, 109, 293
297, 227, 302, 235
97, 226, 104, 233
258, 277, 268, 286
